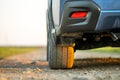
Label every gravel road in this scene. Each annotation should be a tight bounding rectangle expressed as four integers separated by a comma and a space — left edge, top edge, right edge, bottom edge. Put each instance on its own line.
0, 48, 120, 80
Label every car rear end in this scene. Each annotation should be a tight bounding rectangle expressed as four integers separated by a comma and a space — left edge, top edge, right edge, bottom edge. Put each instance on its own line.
54, 0, 120, 49
56, 0, 120, 34
47, 0, 120, 69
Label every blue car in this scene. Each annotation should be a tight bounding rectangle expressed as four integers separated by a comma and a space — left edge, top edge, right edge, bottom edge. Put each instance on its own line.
47, 0, 120, 69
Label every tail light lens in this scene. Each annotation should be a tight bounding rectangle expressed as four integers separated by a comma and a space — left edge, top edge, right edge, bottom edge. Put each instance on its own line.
70, 11, 87, 18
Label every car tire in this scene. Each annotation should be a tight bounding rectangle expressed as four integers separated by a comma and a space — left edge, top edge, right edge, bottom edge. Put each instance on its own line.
49, 45, 74, 69
47, 30, 74, 69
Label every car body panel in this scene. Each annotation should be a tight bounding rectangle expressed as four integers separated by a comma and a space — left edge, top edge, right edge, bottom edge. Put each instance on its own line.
93, 0, 120, 31
52, 0, 60, 27
95, 10, 120, 31
93, 0, 120, 10
49, 0, 120, 35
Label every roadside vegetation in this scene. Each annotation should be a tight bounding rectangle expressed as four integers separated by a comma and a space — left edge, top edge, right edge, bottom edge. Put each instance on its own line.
0, 47, 40, 59
91, 47, 120, 53
0, 47, 119, 59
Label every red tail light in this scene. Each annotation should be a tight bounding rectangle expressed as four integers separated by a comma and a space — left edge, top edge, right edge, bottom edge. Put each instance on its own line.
70, 11, 87, 18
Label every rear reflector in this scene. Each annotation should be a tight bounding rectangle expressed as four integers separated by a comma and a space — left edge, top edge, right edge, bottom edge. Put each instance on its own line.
70, 11, 87, 18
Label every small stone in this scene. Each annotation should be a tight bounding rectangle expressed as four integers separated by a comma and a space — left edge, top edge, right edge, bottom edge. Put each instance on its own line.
22, 70, 32, 74
31, 61, 36, 64
116, 68, 119, 70
103, 76, 112, 80
34, 68, 42, 72
95, 76, 103, 80
26, 71, 31, 74
73, 76, 88, 80
84, 72, 87, 75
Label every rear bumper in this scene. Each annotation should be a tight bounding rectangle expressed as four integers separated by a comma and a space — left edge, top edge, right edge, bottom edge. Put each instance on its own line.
95, 10, 120, 31
57, 1, 120, 36
57, 1, 100, 35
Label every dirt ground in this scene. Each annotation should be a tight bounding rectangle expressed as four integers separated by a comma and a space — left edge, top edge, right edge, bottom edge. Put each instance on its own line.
0, 48, 120, 80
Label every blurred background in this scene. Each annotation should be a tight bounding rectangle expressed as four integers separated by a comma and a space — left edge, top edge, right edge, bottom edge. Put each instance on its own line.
0, 0, 119, 59
0, 0, 47, 46
0, 0, 47, 58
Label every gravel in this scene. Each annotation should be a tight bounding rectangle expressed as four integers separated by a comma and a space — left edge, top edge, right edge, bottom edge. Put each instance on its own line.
0, 48, 120, 80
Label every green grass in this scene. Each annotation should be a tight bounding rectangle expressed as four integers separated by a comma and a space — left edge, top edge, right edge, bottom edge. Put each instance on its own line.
90, 47, 120, 53
0, 47, 39, 59
0, 47, 119, 59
